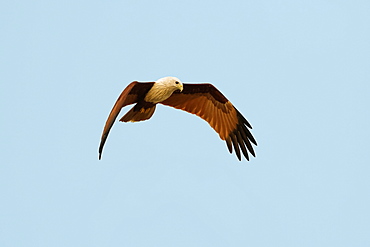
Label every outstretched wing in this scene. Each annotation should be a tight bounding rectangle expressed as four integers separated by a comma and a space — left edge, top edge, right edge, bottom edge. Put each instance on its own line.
160, 83, 257, 161
98, 81, 154, 159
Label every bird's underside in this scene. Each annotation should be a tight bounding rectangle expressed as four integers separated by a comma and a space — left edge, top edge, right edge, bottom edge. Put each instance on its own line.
98, 77, 257, 161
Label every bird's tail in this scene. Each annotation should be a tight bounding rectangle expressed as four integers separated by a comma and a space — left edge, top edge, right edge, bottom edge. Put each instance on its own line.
120, 104, 156, 122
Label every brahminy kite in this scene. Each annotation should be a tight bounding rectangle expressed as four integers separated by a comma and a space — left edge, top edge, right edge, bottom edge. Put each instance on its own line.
98, 76, 257, 161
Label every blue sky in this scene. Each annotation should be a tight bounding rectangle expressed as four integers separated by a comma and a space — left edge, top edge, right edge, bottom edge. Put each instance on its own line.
1, 0, 369, 246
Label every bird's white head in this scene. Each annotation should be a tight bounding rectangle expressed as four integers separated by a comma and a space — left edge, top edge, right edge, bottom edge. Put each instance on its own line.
144, 76, 184, 103
156, 76, 183, 92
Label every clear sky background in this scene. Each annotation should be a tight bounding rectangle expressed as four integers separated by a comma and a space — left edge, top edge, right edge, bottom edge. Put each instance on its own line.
1, 1, 369, 246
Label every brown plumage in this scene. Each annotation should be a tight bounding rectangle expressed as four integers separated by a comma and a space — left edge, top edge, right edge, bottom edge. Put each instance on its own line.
98, 77, 257, 161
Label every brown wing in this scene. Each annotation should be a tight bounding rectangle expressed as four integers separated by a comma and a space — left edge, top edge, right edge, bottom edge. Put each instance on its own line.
98, 81, 154, 159
160, 83, 257, 161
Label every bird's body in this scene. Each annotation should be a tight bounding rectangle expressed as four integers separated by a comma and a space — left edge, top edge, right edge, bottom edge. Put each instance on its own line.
99, 76, 257, 161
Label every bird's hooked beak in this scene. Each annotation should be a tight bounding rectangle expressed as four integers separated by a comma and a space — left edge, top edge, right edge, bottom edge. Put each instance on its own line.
179, 84, 183, 92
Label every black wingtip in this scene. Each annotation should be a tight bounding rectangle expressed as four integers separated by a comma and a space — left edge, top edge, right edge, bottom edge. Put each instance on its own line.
98, 145, 103, 160
98, 143, 104, 160
230, 133, 241, 161
98, 134, 108, 160
225, 137, 233, 154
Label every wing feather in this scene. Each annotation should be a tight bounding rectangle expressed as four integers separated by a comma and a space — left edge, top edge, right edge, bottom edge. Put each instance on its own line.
236, 129, 249, 161
230, 131, 241, 161
213, 106, 221, 134
239, 124, 255, 157
225, 137, 233, 153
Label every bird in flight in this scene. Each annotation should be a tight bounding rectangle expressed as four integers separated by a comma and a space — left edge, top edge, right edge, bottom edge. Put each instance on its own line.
98, 76, 257, 161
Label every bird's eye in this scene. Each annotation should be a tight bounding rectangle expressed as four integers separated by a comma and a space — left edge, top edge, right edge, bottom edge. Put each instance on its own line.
175, 81, 179, 84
